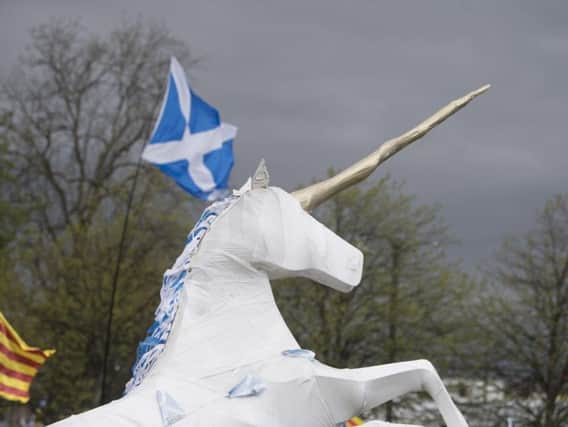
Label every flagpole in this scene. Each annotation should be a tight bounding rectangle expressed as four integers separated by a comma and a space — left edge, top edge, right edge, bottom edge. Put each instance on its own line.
100, 151, 144, 405
98, 57, 235, 405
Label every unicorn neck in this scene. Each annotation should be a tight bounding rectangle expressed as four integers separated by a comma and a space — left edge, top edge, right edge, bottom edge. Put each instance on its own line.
152, 251, 299, 380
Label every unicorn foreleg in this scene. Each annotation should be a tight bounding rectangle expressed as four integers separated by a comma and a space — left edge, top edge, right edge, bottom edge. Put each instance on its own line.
314, 359, 468, 427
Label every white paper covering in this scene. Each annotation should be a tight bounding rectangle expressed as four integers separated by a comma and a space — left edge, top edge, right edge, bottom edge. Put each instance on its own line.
50, 187, 467, 427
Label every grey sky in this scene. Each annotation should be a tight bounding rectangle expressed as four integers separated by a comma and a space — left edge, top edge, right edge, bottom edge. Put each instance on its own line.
1, 1, 567, 273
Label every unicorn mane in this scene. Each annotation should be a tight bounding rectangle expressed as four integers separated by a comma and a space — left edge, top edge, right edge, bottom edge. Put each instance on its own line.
125, 195, 239, 393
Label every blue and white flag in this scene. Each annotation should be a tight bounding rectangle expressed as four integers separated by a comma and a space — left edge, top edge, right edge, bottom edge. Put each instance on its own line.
142, 57, 236, 200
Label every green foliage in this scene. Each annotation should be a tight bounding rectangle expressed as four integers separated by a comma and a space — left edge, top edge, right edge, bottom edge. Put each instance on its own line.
0, 127, 28, 325
0, 19, 198, 423
16, 186, 188, 419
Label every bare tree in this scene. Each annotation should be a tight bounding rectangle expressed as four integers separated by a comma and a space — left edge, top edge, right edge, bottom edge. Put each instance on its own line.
0, 19, 192, 238
483, 194, 568, 427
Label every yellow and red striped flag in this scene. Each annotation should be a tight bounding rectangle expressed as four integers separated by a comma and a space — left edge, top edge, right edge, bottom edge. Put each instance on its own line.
0, 311, 54, 403
345, 416, 364, 426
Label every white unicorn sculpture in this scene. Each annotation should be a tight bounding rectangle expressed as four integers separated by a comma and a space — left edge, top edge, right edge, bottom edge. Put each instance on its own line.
51, 85, 489, 427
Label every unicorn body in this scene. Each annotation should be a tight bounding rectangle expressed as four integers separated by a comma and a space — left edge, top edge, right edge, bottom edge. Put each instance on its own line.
52, 187, 467, 427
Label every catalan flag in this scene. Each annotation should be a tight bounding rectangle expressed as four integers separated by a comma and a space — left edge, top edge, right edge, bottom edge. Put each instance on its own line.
342, 416, 364, 426
0, 311, 54, 403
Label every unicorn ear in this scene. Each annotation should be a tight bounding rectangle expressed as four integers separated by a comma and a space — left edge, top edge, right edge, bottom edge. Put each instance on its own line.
252, 159, 270, 189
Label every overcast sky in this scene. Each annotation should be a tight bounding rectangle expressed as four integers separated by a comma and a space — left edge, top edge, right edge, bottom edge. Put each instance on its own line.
1, 1, 567, 273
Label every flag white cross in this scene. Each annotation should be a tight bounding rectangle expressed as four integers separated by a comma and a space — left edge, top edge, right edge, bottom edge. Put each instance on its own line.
142, 123, 236, 192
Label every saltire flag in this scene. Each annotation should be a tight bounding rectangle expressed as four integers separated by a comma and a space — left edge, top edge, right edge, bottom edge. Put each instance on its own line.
142, 57, 237, 201
0, 311, 54, 403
